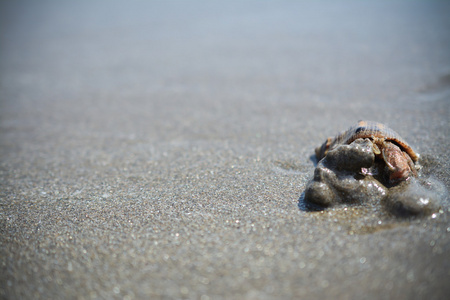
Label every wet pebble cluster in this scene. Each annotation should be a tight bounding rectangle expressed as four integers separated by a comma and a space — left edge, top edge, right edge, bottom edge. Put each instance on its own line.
304, 138, 443, 217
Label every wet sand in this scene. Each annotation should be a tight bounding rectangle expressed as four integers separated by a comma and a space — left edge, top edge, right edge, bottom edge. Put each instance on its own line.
1, 1, 449, 299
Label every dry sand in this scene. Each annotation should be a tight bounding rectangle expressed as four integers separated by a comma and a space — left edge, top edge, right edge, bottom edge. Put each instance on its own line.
1, 1, 449, 299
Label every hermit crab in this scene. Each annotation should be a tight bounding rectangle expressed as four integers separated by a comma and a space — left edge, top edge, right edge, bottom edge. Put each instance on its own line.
315, 120, 420, 183
301, 121, 444, 216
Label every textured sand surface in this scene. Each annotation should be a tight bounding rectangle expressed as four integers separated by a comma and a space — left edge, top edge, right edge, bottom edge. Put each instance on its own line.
1, 1, 449, 299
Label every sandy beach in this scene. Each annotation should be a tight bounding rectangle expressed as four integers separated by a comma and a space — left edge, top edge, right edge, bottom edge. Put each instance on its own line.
1, 1, 449, 299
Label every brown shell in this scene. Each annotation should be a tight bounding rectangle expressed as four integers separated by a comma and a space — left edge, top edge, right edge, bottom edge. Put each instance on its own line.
315, 120, 419, 162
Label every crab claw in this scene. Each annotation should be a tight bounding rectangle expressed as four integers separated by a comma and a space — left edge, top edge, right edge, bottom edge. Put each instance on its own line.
388, 165, 412, 182
381, 142, 414, 182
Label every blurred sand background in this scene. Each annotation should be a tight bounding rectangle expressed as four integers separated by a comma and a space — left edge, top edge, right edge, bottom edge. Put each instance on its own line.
1, 1, 449, 299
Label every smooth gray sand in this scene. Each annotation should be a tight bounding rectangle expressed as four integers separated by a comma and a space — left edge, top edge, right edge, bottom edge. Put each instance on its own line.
1, 1, 449, 299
